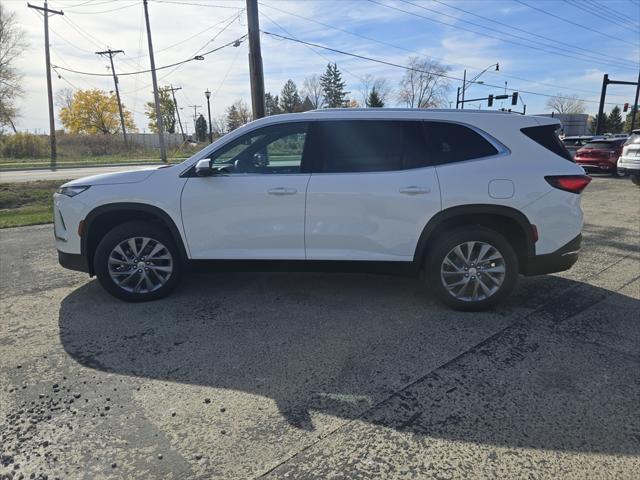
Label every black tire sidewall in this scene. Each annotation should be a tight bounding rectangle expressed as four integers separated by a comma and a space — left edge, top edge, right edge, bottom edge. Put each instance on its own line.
426, 226, 518, 311
93, 221, 182, 302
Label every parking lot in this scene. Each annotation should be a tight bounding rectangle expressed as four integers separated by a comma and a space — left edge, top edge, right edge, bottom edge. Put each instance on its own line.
1, 176, 638, 479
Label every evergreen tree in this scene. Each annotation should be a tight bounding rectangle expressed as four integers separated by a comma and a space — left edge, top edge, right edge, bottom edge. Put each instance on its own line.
225, 100, 251, 131
195, 114, 207, 142
608, 106, 623, 133
298, 96, 314, 112
265, 92, 281, 116
279, 80, 302, 113
320, 63, 349, 108
589, 112, 607, 135
366, 88, 384, 107
624, 107, 640, 133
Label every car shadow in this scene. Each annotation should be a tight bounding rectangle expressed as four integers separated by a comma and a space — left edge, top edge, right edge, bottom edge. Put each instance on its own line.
58, 271, 640, 455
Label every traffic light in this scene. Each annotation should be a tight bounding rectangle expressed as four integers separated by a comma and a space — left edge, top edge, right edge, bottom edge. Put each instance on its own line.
511, 92, 518, 105
623, 103, 629, 112
487, 94, 494, 107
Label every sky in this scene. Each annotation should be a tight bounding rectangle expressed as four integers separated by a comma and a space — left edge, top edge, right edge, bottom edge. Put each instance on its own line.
5, 0, 640, 134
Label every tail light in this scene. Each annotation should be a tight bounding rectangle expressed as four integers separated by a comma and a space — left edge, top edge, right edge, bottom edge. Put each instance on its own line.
545, 175, 591, 194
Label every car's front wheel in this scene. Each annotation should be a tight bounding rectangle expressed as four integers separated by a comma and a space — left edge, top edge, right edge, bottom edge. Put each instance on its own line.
94, 221, 182, 302
426, 226, 518, 311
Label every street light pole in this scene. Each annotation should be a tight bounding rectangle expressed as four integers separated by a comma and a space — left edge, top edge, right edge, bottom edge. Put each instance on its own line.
460, 63, 499, 111
205, 89, 213, 143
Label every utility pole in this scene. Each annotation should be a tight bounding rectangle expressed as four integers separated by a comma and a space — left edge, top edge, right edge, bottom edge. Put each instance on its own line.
163, 85, 185, 140
143, 0, 167, 162
95, 49, 127, 145
596, 73, 640, 135
246, 0, 265, 119
631, 71, 640, 132
28, 2, 63, 168
460, 69, 466, 110
189, 105, 202, 136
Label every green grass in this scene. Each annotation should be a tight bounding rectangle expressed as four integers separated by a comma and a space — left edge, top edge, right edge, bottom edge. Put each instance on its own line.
0, 180, 70, 229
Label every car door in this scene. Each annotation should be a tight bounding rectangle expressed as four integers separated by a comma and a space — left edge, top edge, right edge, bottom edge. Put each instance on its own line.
181, 121, 311, 259
304, 120, 441, 261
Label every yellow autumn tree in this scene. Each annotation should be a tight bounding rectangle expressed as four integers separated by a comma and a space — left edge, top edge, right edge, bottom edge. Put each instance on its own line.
59, 89, 136, 134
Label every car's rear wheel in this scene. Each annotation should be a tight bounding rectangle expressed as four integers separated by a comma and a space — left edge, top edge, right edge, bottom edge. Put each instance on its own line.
631, 175, 640, 186
426, 226, 518, 311
94, 221, 182, 302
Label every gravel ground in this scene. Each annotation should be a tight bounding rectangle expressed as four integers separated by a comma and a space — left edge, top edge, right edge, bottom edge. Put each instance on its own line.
0, 175, 638, 480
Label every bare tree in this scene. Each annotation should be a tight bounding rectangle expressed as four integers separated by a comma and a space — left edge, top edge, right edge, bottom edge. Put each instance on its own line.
359, 74, 391, 106
302, 74, 324, 109
0, 4, 28, 132
55, 88, 74, 111
545, 93, 586, 114
398, 57, 450, 109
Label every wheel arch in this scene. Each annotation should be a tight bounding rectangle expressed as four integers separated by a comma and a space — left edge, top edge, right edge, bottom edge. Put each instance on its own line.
414, 204, 536, 273
82, 203, 188, 275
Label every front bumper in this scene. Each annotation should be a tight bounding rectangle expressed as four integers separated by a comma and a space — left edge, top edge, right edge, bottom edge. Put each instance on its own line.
58, 250, 90, 273
523, 234, 581, 276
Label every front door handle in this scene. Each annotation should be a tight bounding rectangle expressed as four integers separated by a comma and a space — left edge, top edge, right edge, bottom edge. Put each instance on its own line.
268, 187, 297, 196
399, 186, 431, 195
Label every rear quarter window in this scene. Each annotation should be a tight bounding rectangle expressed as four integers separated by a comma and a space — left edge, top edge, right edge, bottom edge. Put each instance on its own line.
425, 121, 499, 164
521, 124, 574, 162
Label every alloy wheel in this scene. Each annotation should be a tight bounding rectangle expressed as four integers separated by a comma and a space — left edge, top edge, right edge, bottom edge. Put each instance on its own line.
440, 241, 506, 302
107, 237, 173, 293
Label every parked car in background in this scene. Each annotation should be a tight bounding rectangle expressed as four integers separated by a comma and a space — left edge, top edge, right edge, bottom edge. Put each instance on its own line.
575, 138, 627, 176
54, 109, 590, 311
618, 129, 640, 186
562, 135, 593, 158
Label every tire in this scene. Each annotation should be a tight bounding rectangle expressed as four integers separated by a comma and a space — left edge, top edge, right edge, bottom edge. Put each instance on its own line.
631, 175, 640, 186
425, 226, 519, 311
93, 221, 183, 302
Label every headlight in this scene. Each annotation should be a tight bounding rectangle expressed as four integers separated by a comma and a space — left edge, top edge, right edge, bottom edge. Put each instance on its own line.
57, 185, 90, 197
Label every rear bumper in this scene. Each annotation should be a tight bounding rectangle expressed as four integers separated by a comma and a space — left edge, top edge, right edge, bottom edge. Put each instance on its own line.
58, 250, 90, 274
617, 166, 640, 176
576, 159, 616, 172
523, 234, 581, 276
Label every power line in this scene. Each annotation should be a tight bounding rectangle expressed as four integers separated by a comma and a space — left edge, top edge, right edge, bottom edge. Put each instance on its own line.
429, 0, 632, 65
262, 30, 622, 106
259, 10, 366, 83
584, 0, 639, 27
512, 0, 638, 47
562, 0, 639, 33
154, 0, 243, 9
51, 36, 247, 77
126, 9, 244, 60
259, 1, 628, 98
371, 0, 635, 70
67, 2, 140, 15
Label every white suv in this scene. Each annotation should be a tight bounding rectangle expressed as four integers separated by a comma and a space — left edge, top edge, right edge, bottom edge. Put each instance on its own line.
54, 109, 590, 310
618, 128, 640, 185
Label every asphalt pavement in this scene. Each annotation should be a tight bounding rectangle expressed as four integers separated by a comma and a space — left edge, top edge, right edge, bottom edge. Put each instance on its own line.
0, 175, 638, 479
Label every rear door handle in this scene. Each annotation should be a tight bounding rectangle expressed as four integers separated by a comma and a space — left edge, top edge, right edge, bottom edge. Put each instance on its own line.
268, 187, 297, 196
399, 186, 430, 195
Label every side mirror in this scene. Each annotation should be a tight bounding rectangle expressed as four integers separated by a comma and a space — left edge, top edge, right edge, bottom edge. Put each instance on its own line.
195, 159, 214, 177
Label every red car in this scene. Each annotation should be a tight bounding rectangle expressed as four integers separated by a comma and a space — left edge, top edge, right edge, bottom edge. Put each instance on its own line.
575, 138, 626, 176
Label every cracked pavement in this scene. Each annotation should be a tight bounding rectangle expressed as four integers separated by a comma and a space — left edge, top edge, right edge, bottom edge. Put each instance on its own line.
1, 175, 639, 479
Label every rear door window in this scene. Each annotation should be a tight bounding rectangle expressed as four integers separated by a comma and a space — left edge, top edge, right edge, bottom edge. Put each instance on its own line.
310, 120, 430, 173
425, 121, 499, 164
